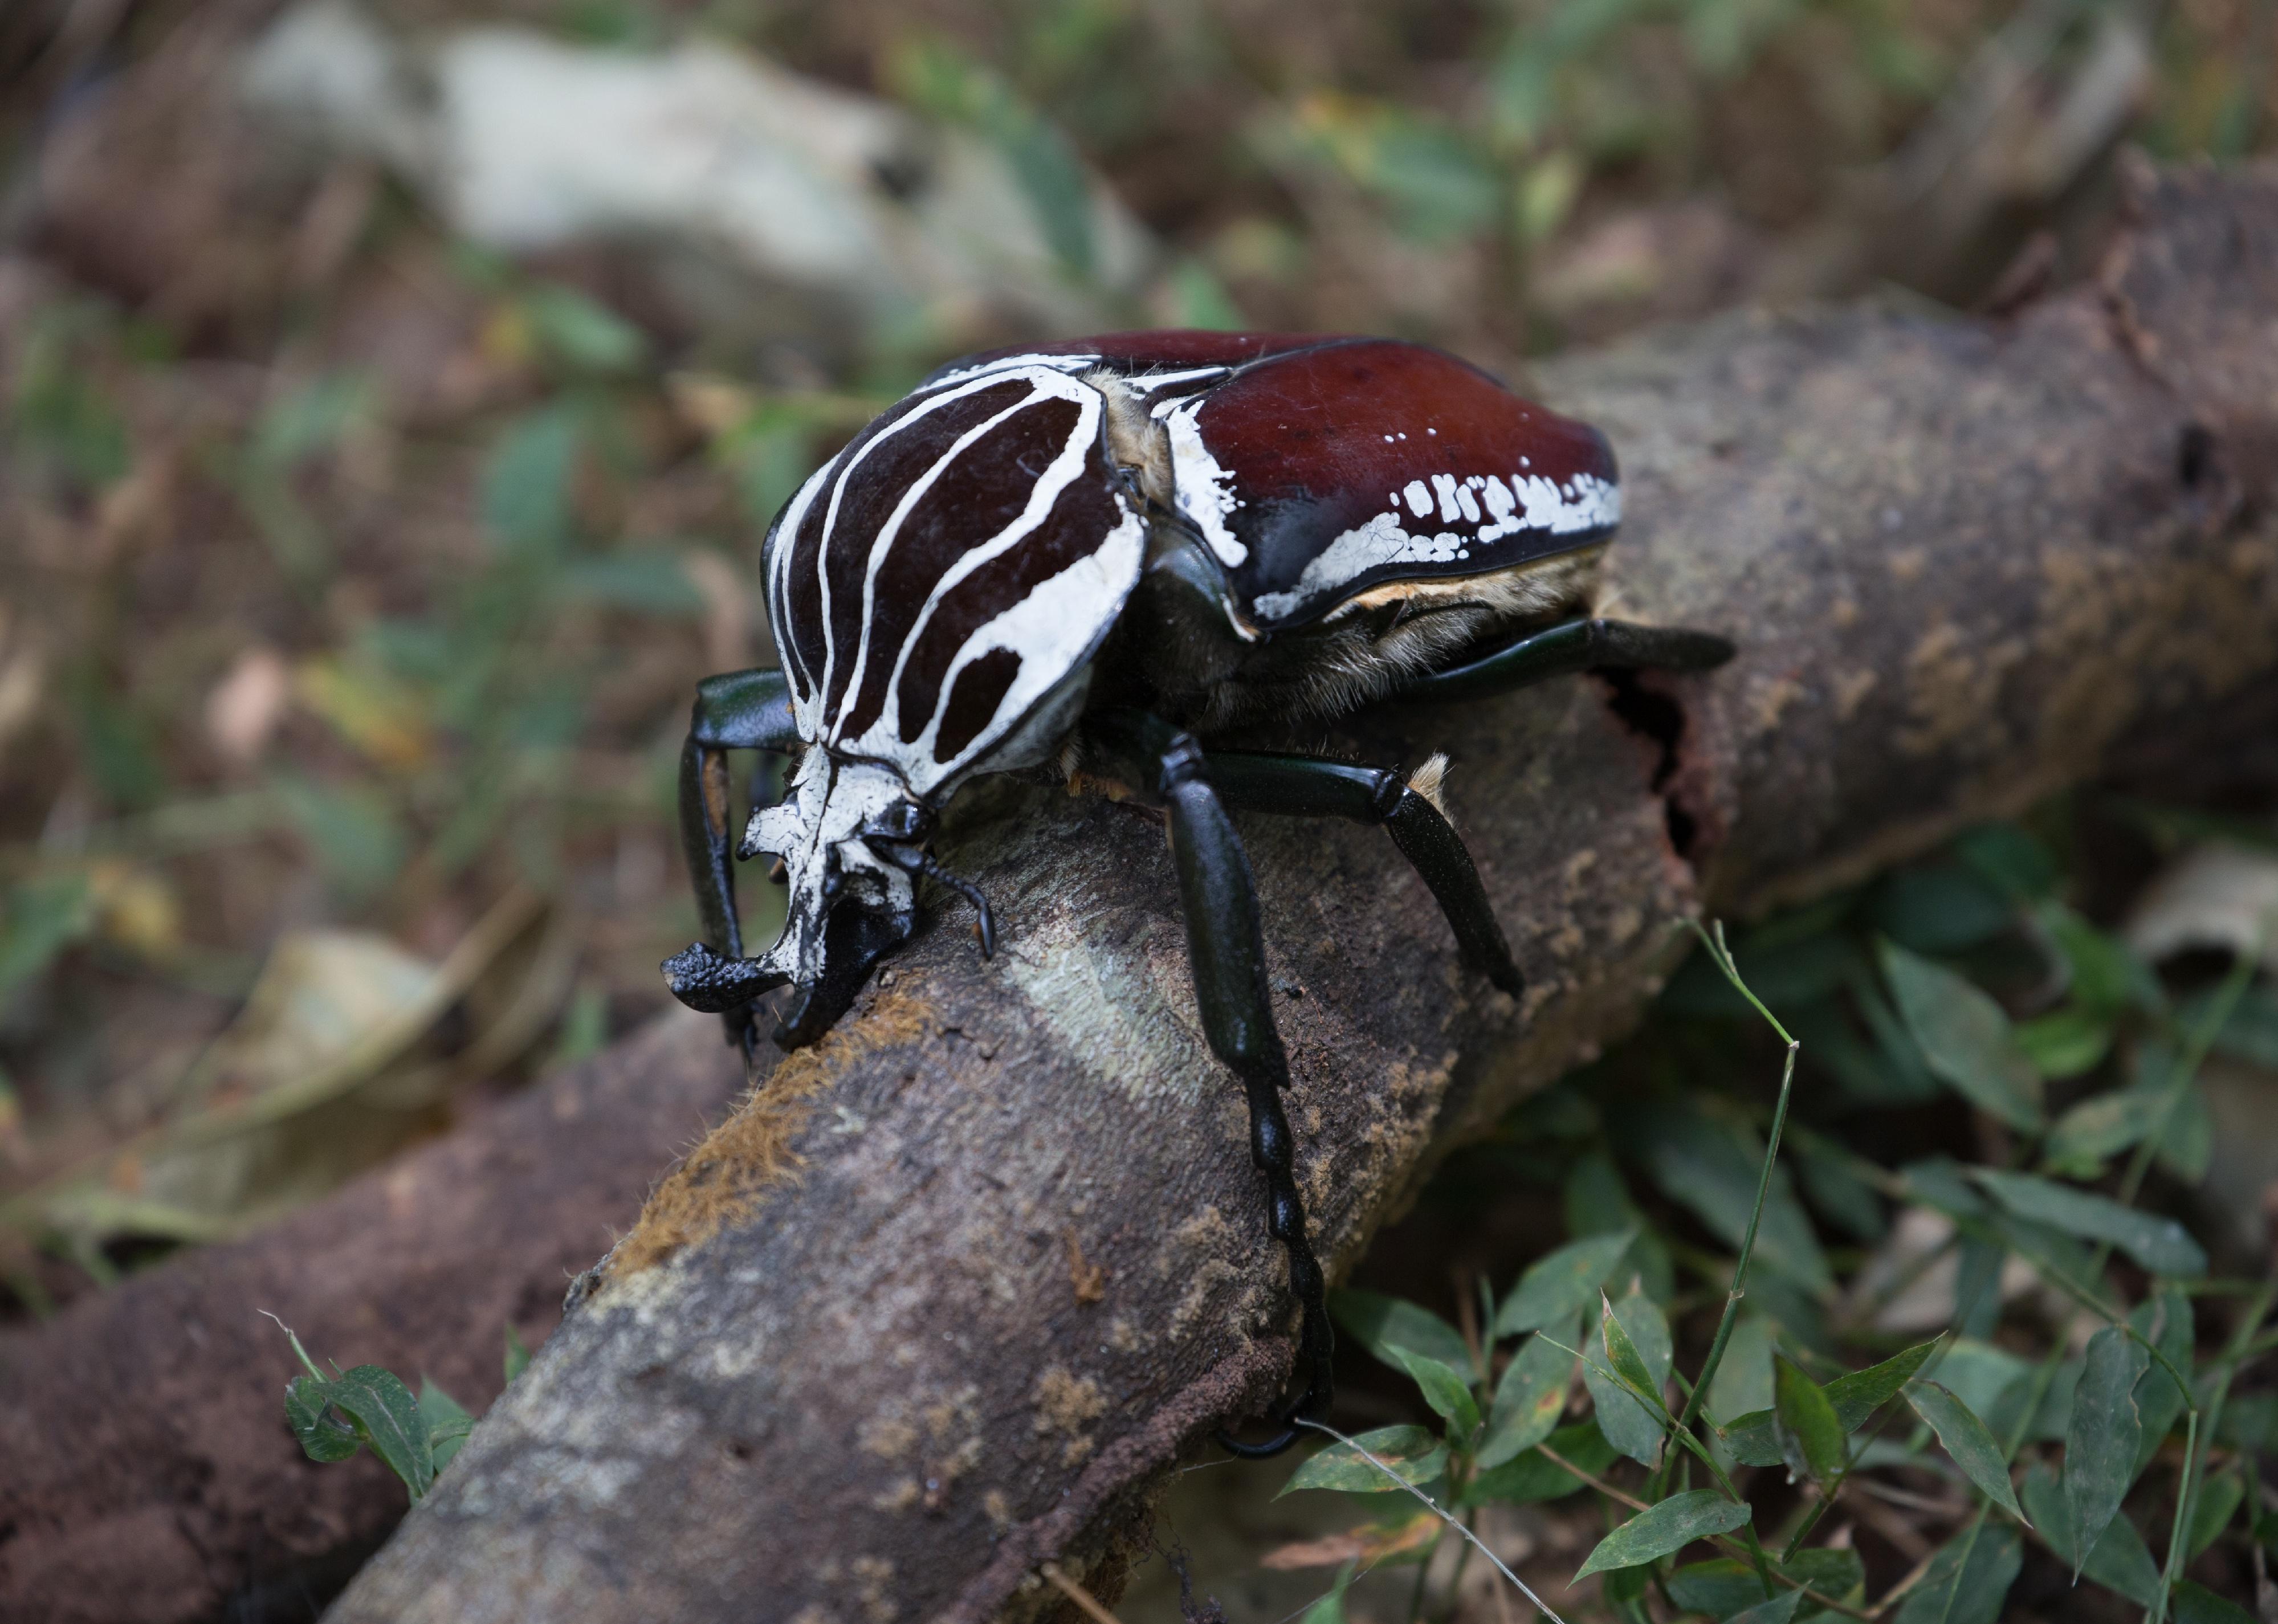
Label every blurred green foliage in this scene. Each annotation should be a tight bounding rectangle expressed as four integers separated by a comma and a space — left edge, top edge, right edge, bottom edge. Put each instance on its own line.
1285, 815, 2277, 1620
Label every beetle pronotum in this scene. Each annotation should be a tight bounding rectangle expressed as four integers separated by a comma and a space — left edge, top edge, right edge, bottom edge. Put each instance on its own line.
661, 331, 1733, 1454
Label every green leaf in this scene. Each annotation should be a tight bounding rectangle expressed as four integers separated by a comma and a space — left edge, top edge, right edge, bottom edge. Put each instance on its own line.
1783, 1548, 1867, 1609
504, 1324, 531, 1386
1823, 1340, 1940, 1430
1878, 939, 2045, 1129
1586, 1285, 1672, 1467
2044, 1083, 2167, 1177
1706, 1315, 1776, 1426
1904, 1380, 2024, 1520
284, 1374, 361, 1464
1329, 1290, 1472, 1373
2014, 1006, 2114, 1079
2130, 1288, 2195, 1475
2171, 1580, 2257, 1624
0, 873, 97, 997
1563, 1157, 1675, 1301
1722, 1340, 1939, 1467
1463, 1419, 1615, 1506
1492, 1229, 1636, 1337
2036, 902, 2153, 1018
2186, 1467, 2243, 1558
1930, 1340, 2030, 1427
1953, 823, 2060, 901
1629, 1102, 1832, 1295
2021, 1462, 2162, 1606
1891, 1525, 2022, 1624
418, 1378, 475, 1472
1773, 1354, 1847, 1483
556, 553, 707, 615
1161, 257, 1244, 330
1297, 1561, 1353, 1624
1481, 1311, 1579, 1468
481, 405, 582, 556
2064, 1324, 2148, 1573
521, 284, 647, 374
1970, 1169, 2207, 1277
273, 773, 409, 904
323, 1365, 435, 1499
1573, 1490, 1751, 1580
1669, 1552, 1863, 1619
1792, 1140, 1885, 1242
2212, 983, 2278, 1067
251, 371, 373, 469
1868, 863, 2015, 953
1666, 1557, 1770, 1617
1278, 1425, 1445, 1496
1390, 1346, 1481, 1438
1601, 1291, 1660, 1401
1727, 1593, 1804, 1624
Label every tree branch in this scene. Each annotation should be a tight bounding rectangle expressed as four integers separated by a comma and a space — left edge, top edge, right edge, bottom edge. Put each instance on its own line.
3, 158, 2274, 1624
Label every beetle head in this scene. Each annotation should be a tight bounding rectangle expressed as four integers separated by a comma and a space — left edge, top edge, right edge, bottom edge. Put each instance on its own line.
744, 750, 924, 1048
661, 750, 923, 1050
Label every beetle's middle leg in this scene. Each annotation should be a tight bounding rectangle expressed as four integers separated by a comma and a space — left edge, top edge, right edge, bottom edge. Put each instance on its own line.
1204, 750, 1522, 997
672, 667, 800, 1059
1392, 613, 1735, 707
1092, 711, 1334, 1459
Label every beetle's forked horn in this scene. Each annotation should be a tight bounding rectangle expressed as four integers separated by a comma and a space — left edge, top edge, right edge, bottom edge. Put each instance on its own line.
661, 941, 792, 1012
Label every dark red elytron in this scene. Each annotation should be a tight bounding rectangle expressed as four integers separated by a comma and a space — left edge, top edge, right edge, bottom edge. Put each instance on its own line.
658, 331, 1735, 1455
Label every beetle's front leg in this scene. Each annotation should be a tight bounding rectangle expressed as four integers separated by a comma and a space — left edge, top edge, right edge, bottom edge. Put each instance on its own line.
1395, 614, 1734, 707
675, 668, 800, 1058
1093, 711, 1334, 1458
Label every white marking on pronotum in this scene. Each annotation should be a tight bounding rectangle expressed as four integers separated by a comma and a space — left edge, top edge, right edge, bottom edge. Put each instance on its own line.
764, 452, 847, 732
1249, 471, 1619, 624
1163, 395, 1249, 568
923, 350, 1101, 389
840, 374, 1070, 729
1293, 1419, 1568, 1624
836, 369, 1136, 790
808, 370, 1057, 715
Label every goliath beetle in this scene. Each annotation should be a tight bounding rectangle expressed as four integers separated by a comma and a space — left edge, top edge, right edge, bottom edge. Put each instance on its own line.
660, 331, 1733, 1455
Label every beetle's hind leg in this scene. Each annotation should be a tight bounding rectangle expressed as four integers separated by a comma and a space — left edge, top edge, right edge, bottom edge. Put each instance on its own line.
1093, 711, 1334, 1459
1394, 614, 1734, 707
1205, 750, 1522, 997
671, 668, 800, 1060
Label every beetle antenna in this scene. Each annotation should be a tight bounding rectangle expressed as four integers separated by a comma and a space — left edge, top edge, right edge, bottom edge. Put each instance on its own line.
918, 854, 997, 959
875, 842, 998, 958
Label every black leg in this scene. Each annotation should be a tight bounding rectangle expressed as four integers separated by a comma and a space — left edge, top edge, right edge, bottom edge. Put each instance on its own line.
1204, 751, 1522, 996
1092, 711, 1334, 1458
675, 668, 800, 1058
1394, 614, 1734, 707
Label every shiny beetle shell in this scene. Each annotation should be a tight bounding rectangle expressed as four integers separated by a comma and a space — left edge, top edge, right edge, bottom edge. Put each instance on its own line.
765, 330, 1620, 805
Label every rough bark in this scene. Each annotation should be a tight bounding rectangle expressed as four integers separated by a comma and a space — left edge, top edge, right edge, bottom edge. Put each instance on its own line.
2, 158, 2272, 1624
0, 1017, 745, 1624
314, 158, 2278, 1624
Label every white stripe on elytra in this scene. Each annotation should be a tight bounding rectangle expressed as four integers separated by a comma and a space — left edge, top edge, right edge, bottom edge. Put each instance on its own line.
896, 502, 1146, 791
836, 375, 1110, 778
834, 373, 1082, 743
808, 370, 1066, 723
1249, 471, 1619, 625
922, 351, 1100, 389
